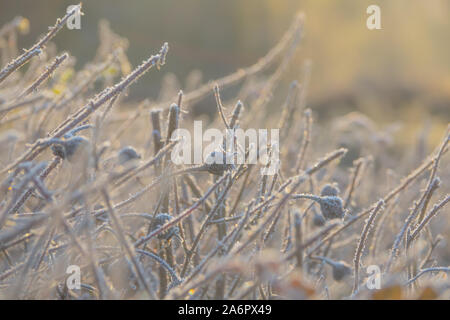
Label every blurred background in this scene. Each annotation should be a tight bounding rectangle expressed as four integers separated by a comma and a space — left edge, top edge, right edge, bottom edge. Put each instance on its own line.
1, 0, 449, 144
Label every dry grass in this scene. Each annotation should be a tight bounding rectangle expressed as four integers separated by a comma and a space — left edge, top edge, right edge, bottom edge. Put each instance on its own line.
0, 5, 449, 300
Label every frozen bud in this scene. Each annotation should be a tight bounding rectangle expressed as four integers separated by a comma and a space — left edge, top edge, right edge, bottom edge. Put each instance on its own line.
204, 151, 234, 176
321, 183, 340, 197
293, 193, 345, 220
117, 146, 141, 164
51, 136, 89, 161
331, 261, 352, 281
317, 256, 352, 282
319, 196, 345, 220
152, 213, 179, 241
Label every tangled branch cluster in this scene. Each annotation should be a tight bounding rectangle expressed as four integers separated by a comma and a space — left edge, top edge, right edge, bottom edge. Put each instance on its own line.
0, 5, 448, 300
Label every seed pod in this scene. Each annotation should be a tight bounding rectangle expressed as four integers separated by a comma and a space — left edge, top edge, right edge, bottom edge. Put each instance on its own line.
204, 151, 234, 176
321, 183, 340, 197
316, 256, 352, 282
319, 196, 345, 220
51, 136, 89, 161
117, 146, 141, 164
331, 261, 352, 281
294, 193, 345, 220
152, 213, 179, 241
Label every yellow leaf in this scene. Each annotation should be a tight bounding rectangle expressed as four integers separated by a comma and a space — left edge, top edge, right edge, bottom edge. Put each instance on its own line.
51, 84, 65, 95
18, 18, 30, 34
